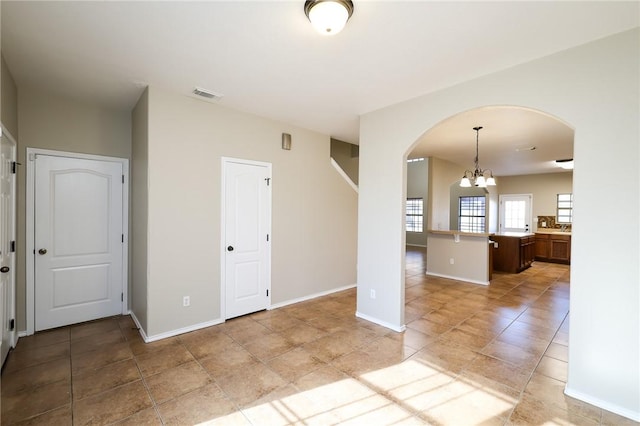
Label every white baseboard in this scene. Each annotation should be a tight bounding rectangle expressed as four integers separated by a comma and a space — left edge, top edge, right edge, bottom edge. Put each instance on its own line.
565, 385, 640, 422
269, 283, 356, 310
406, 244, 427, 248
425, 271, 489, 286
129, 311, 225, 343
355, 311, 406, 333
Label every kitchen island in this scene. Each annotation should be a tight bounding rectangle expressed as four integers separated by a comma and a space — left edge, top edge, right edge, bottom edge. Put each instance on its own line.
426, 230, 494, 285
491, 232, 536, 273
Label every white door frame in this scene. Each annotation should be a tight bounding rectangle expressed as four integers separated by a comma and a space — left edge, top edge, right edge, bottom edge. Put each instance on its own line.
220, 157, 272, 321
0, 125, 17, 349
26, 148, 129, 336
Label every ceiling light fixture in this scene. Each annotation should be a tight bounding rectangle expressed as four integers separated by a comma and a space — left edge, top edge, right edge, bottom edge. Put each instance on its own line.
304, 0, 354, 36
555, 158, 574, 170
460, 126, 496, 188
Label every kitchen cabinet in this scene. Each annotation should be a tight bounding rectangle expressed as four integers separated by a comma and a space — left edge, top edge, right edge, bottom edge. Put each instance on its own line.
492, 233, 535, 273
535, 232, 571, 264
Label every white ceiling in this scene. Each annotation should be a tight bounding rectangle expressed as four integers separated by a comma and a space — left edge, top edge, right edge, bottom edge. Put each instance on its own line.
2, 1, 638, 175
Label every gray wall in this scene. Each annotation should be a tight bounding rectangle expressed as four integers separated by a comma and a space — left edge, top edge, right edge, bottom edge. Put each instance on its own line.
15, 86, 131, 331
406, 159, 428, 246
330, 138, 359, 185
1, 55, 18, 138
131, 88, 148, 332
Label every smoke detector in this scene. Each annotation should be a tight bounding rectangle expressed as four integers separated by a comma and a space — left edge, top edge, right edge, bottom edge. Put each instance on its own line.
192, 87, 223, 101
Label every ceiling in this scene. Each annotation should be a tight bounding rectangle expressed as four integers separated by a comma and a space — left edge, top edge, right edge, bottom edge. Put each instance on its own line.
2, 1, 638, 175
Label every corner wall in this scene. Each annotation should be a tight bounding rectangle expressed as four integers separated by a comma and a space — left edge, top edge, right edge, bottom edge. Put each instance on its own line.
143, 87, 357, 337
358, 29, 639, 419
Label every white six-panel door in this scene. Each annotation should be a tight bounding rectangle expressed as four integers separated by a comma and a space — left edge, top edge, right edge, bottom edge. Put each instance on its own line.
223, 158, 271, 319
35, 155, 124, 331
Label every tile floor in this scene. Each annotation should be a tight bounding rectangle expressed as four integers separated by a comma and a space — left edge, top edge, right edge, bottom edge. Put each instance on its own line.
2, 247, 637, 425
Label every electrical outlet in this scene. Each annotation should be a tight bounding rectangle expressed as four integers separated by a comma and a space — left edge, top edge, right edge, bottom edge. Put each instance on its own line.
449, 258, 454, 265
183, 296, 190, 307
370, 289, 376, 299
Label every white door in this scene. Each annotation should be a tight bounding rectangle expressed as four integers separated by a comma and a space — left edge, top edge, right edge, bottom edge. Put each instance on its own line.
223, 158, 271, 319
0, 129, 16, 365
499, 194, 533, 233
35, 155, 124, 331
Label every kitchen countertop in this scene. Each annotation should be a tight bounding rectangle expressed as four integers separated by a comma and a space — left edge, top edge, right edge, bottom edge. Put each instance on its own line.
427, 229, 493, 237
493, 232, 535, 238
535, 230, 572, 236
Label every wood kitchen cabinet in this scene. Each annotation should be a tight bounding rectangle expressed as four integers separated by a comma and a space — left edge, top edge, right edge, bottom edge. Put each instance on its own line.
535, 232, 571, 264
492, 234, 535, 273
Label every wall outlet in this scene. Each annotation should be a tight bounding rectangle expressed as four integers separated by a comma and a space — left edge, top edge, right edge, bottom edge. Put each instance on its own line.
370, 289, 376, 299
449, 258, 454, 265
183, 296, 190, 307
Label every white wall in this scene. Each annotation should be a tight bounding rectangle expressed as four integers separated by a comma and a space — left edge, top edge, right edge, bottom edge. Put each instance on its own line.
15, 86, 131, 331
141, 86, 357, 337
358, 29, 639, 419
406, 159, 428, 246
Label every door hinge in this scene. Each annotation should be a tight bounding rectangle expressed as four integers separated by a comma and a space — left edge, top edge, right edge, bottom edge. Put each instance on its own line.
122, 234, 124, 243
122, 174, 125, 184
265, 177, 271, 186
10, 241, 15, 253
9, 319, 15, 331
121, 293, 124, 302
266, 234, 269, 242
11, 162, 20, 174
266, 289, 269, 297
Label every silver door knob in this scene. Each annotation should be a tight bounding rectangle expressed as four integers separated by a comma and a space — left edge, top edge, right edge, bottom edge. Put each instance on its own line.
38, 248, 47, 255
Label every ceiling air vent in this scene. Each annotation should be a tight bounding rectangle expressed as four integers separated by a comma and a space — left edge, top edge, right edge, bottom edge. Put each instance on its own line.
192, 87, 223, 100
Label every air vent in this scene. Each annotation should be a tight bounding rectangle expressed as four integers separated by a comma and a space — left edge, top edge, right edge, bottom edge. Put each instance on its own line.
192, 87, 223, 100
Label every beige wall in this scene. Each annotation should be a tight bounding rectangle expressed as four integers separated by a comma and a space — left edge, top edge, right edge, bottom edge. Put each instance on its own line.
358, 29, 639, 418
406, 159, 428, 246
131, 88, 148, 332
141, 86, 357, 337
497, 172, 573, 230
1, 55, 18, 138
427, 157, 465, 230
15, 86, 131, 331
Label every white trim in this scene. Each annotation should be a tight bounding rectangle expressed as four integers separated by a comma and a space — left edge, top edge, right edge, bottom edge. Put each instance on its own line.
355, 311, 406, 333
406, 243, 427, 248
26, 148, 129, 335
330, 158, 358, 193
425, 271, 489, 286
565, 385, 640, 422
269, 283, 356, 310
130, 310, 224, 343
0, 124, 18, 350
220, 157, 272, 321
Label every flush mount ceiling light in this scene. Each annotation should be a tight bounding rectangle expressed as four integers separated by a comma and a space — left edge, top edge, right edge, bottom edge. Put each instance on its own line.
555, 158, 574, 170
460, 126, 496, 188
304, 0, 354, 36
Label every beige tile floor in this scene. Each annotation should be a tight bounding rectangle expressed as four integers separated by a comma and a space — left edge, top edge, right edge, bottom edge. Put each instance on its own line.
2, 247, 637, 425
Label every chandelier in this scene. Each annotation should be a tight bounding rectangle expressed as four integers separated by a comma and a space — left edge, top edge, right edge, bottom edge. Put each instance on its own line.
460, 126, 496, 188
304, 0, 354, 36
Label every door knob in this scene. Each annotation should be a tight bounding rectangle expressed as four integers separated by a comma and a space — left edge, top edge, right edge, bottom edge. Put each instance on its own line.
38, 248, 47, 255
0, 266, 9, 273
227, 246, 234, 252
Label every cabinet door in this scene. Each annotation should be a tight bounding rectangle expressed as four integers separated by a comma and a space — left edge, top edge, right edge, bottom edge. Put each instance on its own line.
535, 236, 549, 259
549, 239, 570, 262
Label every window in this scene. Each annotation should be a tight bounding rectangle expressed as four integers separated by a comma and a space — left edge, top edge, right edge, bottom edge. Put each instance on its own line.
406, 198, 423, 232
557, 193, 573, 223
459, 196, 486, 233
